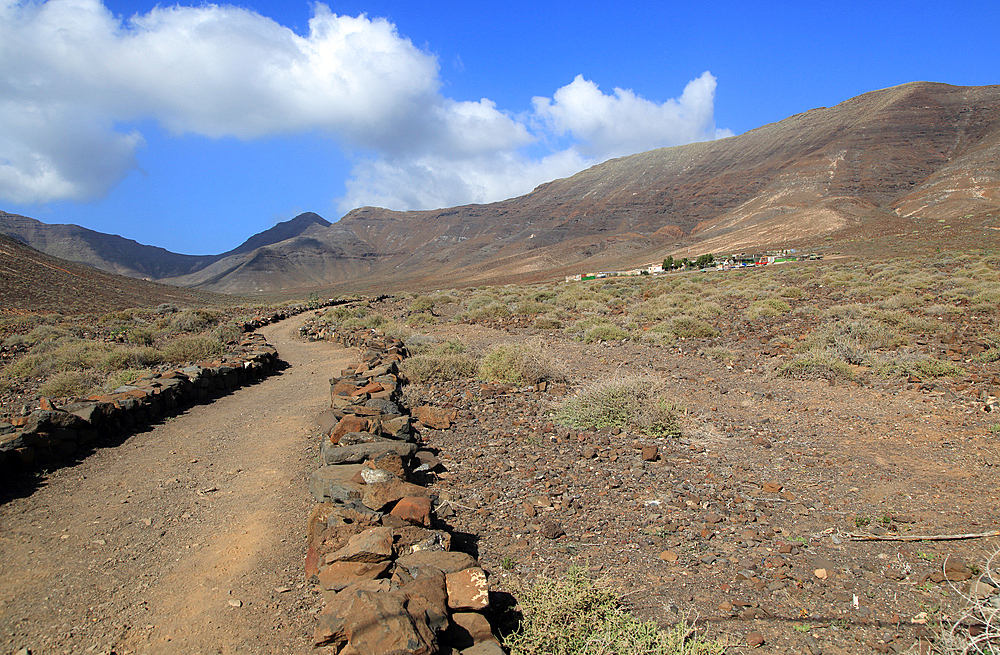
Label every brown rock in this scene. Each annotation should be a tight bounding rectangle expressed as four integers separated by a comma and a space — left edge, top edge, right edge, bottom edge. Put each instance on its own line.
327, 526, 394, 564
401, 572, 449, 633
314, 585, 435, 653
641, 445, 659, 461
539, 520, 565, 540
363, 479, 431, 512
746, 631, 765, 648
397, 550, 477, 578
373, 452, 408, 479
659, 550, 679, 562
413, 405, 455, 430
445, 611, 496, 650
317, 561, 392, 591
762, 482, 783, 493
391, 496, 434, 527
330, 415, 372, 444
446, 567, 489, 611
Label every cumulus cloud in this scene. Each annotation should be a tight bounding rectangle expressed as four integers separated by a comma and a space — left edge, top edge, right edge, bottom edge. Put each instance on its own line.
0, 0, 731, 211
533, 72, 733, 160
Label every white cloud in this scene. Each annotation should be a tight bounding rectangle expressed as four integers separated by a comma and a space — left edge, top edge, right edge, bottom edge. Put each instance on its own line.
0, 1, 731, 211
532, 72, 733, 160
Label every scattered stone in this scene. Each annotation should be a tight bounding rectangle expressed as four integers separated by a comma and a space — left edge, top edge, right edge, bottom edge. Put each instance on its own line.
539, 520, 565, 540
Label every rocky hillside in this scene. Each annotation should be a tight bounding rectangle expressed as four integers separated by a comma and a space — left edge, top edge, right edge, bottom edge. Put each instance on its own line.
4, 81, 999, 293
0, 234, 224, 313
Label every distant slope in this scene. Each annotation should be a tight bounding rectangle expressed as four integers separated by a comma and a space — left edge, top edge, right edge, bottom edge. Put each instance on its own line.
0, 212, 215, 279
0, 211, 331, 282
0, 234, 226, 314
4, 81, 999, 294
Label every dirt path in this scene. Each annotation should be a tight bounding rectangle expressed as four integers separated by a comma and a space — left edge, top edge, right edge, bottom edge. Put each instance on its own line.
0, 314, 351, 655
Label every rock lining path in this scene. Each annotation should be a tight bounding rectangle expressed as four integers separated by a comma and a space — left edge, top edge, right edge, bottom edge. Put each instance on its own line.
0, 314, 351, 654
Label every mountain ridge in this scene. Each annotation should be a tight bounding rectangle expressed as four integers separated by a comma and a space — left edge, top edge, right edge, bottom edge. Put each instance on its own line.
4, 80, 999, 293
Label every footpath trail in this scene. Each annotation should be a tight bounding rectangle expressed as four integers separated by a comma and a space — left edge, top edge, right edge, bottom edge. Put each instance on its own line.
0, 314, 353, 655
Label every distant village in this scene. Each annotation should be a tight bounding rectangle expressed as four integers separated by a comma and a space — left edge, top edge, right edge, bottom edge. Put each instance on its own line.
564, 250, 823, 282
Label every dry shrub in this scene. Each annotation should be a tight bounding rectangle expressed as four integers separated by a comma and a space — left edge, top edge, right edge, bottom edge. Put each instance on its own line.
162, 336, 223, 364
39, 370, 95, 398
746, 297, 792, 319
557, 374, 680, 437
402, 353, 477, 383
669, 317, 718, 339
777, 350, 855, 381
932, 551, 1000, 654
870, 351, 964, 379
478, 343, 565, 386
504, 567, 721, 655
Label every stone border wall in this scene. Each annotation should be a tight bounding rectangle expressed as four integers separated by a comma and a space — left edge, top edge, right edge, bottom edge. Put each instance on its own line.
300, 319, 503, 655
0, 301, 342, 482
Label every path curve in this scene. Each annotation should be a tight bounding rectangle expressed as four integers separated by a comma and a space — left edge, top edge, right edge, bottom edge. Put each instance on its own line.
0, 314, 352, 654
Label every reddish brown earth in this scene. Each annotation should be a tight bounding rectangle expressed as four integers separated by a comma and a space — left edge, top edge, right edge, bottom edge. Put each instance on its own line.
369, 281, 1000, 654
0, 315, 351, 655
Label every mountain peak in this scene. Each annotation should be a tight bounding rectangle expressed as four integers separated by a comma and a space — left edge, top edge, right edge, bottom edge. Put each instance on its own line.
225, 212, 331, 256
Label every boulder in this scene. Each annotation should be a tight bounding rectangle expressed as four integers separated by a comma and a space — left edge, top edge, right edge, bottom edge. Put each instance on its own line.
323, 441, 417, 465
446, 567, 489, 611
309, 465, 365, 503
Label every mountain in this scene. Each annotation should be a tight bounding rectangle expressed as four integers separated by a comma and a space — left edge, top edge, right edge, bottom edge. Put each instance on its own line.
4, 81, 1000, 294
0, 211, 330, 283
0, 234, 223, 314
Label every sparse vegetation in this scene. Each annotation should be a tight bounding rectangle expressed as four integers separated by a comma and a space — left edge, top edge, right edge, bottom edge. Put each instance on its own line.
478, 343, 565, 386
557, 374, 681, 437
503, 567, 722, 655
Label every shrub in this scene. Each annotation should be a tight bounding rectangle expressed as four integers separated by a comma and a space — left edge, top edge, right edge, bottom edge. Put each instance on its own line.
408, 296, 435, 313
515, 300, 549, 316
39, 370, 94, 398
168, 309, 219, 333
870, 352, 963, 379
503, 567, 721, 655
402, 353, 477, 383
461, 302, 511, 322
154, 303, 178, 315
931, 550, 1000, 654
669, 317, 718, 339
478, 343, 565, 386
777, 350, 855, 381
533, 316, 563, 330
703, 347, 736, 363
406, 312, 437, 326
100, 346, 164, 372
125, 326, 155, 346
746, 298, 792, 319
162, 336, 223, 364
583, 324, 629, 343
557, 375, 681, 437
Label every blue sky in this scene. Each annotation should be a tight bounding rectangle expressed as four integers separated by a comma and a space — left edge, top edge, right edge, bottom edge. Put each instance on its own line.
1, 1, 998, 254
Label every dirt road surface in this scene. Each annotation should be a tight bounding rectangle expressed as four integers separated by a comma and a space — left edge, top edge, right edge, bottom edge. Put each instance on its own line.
0, 315, 351, 655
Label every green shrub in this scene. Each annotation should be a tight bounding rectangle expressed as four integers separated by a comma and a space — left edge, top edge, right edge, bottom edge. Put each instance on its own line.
408, 296, 435, 313
516, 300, 549, 316
100, 346, 164, 372
746, 298, 792, 319
162, 336, 223, 364
167, 309, 219, 333
583, 324, 629, 343
478, 344, 565, 386
533, 316, 563, 330
402, 353, 477, 383
703, 347, 736, 363
669, 317, 718, 339
406, 312, 437, 326
461, 302, 511, 322
39, 370, 95, 398
125, 326, 155, 346
104, 368, 151, 390
777, 350, 855, 381
870, 352, 963, 379
557, 375, 681, 437
504, 567, 721, 655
